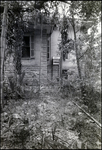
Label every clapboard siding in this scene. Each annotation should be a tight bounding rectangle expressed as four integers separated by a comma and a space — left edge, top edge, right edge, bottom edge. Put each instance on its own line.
4, 29, 48, 85
4, 28, 60, 86
39, 30, 47, 83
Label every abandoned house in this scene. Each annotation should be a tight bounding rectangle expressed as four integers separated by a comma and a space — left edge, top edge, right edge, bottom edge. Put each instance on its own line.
4, 14, 88, 87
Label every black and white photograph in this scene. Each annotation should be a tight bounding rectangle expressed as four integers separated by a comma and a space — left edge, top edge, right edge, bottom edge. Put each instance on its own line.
0, 1, 101, 149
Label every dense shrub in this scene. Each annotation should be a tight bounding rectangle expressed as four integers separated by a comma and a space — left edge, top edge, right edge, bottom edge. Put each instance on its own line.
60, 82, 79, 98
3, 71, 26, 104
81, 85, 100, 113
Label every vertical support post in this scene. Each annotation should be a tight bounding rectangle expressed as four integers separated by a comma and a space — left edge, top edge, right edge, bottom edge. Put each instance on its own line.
39, 13, 43, 91
59, 62, 60, 86
51, 59, 53, 80
60, 50, 63, 86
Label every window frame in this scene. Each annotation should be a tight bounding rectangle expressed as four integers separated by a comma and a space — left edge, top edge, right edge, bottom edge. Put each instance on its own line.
30, 36, 34, 58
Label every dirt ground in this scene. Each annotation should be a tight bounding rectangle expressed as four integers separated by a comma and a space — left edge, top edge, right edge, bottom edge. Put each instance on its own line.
1, 86, 101, 149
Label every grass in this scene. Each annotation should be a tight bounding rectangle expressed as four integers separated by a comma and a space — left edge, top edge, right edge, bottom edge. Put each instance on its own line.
1, 85, 101, 149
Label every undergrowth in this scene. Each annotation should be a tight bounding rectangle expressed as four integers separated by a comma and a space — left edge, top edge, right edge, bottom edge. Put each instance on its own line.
1, 76, 101, 149
81, 85, 101, 114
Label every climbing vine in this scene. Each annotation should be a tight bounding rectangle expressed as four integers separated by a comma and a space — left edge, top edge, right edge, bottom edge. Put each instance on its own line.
59, 15, 74, 61
6, 1, 24, 75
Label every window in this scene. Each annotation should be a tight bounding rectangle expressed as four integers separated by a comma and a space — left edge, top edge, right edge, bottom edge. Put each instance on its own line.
62, 69, 68, 79
22, 36, 34, 58
22, 36, 30, 57
63, 51, 68, 61
62, 69, 67, 74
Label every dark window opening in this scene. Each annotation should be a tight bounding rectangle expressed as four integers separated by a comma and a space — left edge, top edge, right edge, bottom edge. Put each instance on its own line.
47, 47, 49, 60
62, 70, 67, 74
22, 36, 30, 57
63, 51, 68, 61
62, 69, 68, 79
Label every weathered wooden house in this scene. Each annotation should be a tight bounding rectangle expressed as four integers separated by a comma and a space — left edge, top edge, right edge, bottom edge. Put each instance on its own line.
4, 15, 62, 86
21, 17, 62, 86
5, 15, 87, 86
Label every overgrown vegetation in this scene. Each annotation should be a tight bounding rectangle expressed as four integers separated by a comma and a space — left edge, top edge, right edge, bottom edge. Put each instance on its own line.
1, 84, 101, 149
1, 1, 101, 149
3, 70, 40, 107
3, 71, 26, 101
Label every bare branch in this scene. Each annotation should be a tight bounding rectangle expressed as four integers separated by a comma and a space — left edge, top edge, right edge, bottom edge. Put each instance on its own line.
78, 49, 89, 60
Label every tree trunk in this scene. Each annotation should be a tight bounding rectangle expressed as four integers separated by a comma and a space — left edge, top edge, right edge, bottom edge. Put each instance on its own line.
72, 14, 84, 98
73, 24, 82, 80
60, 50, 63, 86
0, 1, 8, 109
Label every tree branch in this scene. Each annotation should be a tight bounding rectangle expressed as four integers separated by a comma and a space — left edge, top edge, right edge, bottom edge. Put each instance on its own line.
73, 101, 102, 128
78, 49, 89, 60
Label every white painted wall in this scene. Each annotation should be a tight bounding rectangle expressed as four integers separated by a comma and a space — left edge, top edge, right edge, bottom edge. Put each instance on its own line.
51, 28, 61, 58
62, 51, 77, 69
50, 26, 82, 74
68, 26, 74, 40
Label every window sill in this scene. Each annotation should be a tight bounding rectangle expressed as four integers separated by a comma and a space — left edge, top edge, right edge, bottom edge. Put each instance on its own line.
21, 57, 35, 60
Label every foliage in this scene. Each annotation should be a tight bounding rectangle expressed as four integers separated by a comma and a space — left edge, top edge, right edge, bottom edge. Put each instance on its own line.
81, 84, 100, 114
1, 84, 101, 149
1, 1, 101, 148
3, 70, 41, 103
1, 105, 34, 148
80, 1, 101, 19
72, 111, 101, 149
6, 1, 24, 75
58, 0, 101, 101
79, 24, 101, 92
3, 71, 26, 102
